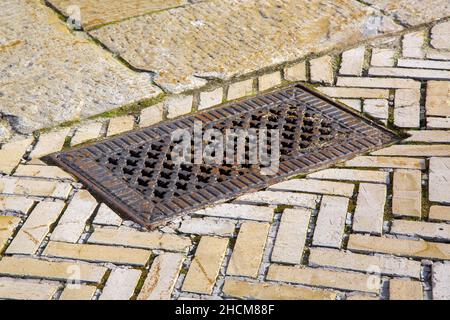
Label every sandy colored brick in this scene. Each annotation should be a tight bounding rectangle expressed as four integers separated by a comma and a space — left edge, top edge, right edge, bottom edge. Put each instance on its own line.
340, 46, 365, 76
406, 130, 450, 143
43, 242, 151, 266
199, 88, 223, 110
309, 248, 421, 278
271, 208, 310, 264
179, 217, 236, 237
346, 294, 379, 300
0, 257, 106, 282
14, 165, 74, 180
431, 21, 450, 50
71, 122, 103, 146
195, 203, 273, 221
339, 99, 361, 111
402, 31, 425, 58
390, 279, 423, 300
93, 203, 122, 226
348, 234, 450, 260
29, 129, 70, 159
182, 236, 228, 294
222, 279, 337, 300
433, 262, 450, 300
308, 168, 388, 183
139, 103, 164, 127
59, 285, 97, 300
427, 49, 450, 60
429, 206, 450, 222
0, 177, 72, 199
99, 268, 141, 300
336, 77, 420, 89
345, 156, 425, 170
227, 79, 254, 100
270, 178, 355, 197
6, 201, 65, 255
267, 265, 380, 293
317, 87, 389, 99
371, 48, 396, 67
0, 195, 34, 213
313, 196, 348, 248
259, 72, 281, 91
138, 252, 184, 300
427, 81, 450, 117
391, 220, 450, 242
237, 191, 318, 208
107, 116, 135, 137
395, 89, 420, 128
427, 117, 450, 129
0, 278, 59, 300
284, 62, 307, 82
369, 67, 450, 80
0, 138, 32, 174
88, 227, 191, 252
0, 216, 21, 252
51, 190, 98, 243
310, 56, 334, 84
166, 95, 193, 119
363, 99, 388, 120
372, 144, 450, 157
227, 221, 270, 278
393, 170, 422, 218
353, 183, 386, 235
398, 59, 450, 70
429, 157, 450, 203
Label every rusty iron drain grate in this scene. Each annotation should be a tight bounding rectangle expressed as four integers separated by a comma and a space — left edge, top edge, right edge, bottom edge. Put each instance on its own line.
44, 84, 398, 229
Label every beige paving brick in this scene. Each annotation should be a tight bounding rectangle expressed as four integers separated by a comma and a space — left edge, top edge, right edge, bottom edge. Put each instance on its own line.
371, 48, 396, 67
345, 156, 425, 170
107, 116, 135, 137
0, 195, 34, 213
429, 157, 450, 203
51, 190, 98, 243
284, 62, 307, 82
236, 191, 318, 208
394, 89, 420, 128
0, 177, 72, 199
222, 279, 337, 300
267, 265, 380, 293
429, 206, 450, 222
317, 87, 389, 99
398, 59, 450, 70
269, 179, 355, 197
29, 129, 70, 159
93, 204, 122, 226
13, 165, 74, 180
402, 31, 425, 58
0, 278, 59, 300
431, 21, 450, 50
336, 77, 420, 89
372, 145, 450, 157
340, 46, 365, 76
99, 268, 141, 300
71, 122, 103, 146
88, 227, 191, 252
227, 221, 270, 278
432, 262, 450, 300
353, 183, 386, 235
43, 241, 151, 266
166, 95, 193, 119
138, 252, 184, 300
363, 99, 389, 120
258, 72, 281, 91
179, 218, 236, 237
313, 196, 348, 248
0, 216, 21, 252
0, 138, 32, 174
346, 294, 379, 300
6, 201, 65, 255
227, 79, 254, 100
0, 257, 106, 282
309, 248, 421, 278
390, 279, 423, 300
406, 130, 450, 143
391, 220, 450, 242
59, 285, 97, 300
182, 236, 228, 295
139, 103, 164, 127
393, 169, 422, 218
369, 67, 450, 80
339, 99, 361, 111
195, 203, 273, 222
310, 56, 334, 84
427, 117, 450, 129
308, 168, 388, 183
271, 208, 310, 264
348, 234, 450, 260
427, 49, 450, 60
199, 88, 223, 110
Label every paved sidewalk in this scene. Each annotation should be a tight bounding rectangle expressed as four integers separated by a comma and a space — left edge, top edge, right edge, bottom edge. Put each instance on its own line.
0, 0, 450, 300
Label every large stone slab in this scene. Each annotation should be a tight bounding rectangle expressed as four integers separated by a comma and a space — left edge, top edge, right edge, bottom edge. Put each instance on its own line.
365, 0, 450, 26
90, 0, 402, 93
0, 0, 160, 134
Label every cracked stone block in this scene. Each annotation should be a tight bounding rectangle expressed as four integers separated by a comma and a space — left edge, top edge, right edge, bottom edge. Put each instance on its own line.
394, 89, 420, 128
90, 0, 401, 93
0, 0, 160, 134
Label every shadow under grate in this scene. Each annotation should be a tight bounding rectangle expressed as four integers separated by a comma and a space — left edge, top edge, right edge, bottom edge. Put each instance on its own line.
43, 84, 398, 229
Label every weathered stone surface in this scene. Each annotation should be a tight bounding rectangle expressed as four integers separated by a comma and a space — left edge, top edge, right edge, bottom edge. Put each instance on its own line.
166, 95, 193, 119
311, 56, 335, 84
427, 117, 450, 129
139, 103, 164, 128
284, 62, 307, 82
337, 77, 420, 89
339, 99, 362, 111
431, 21, 450, 50
14, 165, 74, 180
71, 122, 103, 146
372, 145, 450, 157
406, 131, 450, 143
259, 72, 282, 91
427, 49, 450, 60
369, 67, 450, 80
227, 79, 254, 100
0, 195, 34, 213
0, 278, 59, 300
394, 89, 420, 128
429, 206, 450, 222
363, 99, 389, 120
353, 183, 386, 235
433, 262, 450, 300
270, 179, 355, 197
59, 285, 97, 300
371, 48, 396, 67
393, 169, 422, 218
402, 31, 425, 58
308, 168, 389, 183
29, 129, 70, 159
398, 59, 450, 70
0, 177, 72, 199
0, 0, 160, 134
391, 220, 450, 242
365, 0, 450, 26
429, 157, 450, 203
195, 203, 274, 221
0, 216, 21, 252
90, 0, 401, 93
179, 217, 236, 237
93, 204, 122, 226
0, 138, 32, 174
345, 156, 425, 170
340, 47, 365, 76
317, 87, 389, 99
390, 279, 423, 300
237, 191, 318, 208
426, 81, 450, 117
99, 268, 141, 300
199, 88, 224, 110
48, 0, 187, 29
106, 116, 135, 137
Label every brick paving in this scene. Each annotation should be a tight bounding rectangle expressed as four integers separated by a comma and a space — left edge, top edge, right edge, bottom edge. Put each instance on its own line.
1, 0, 450, 300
